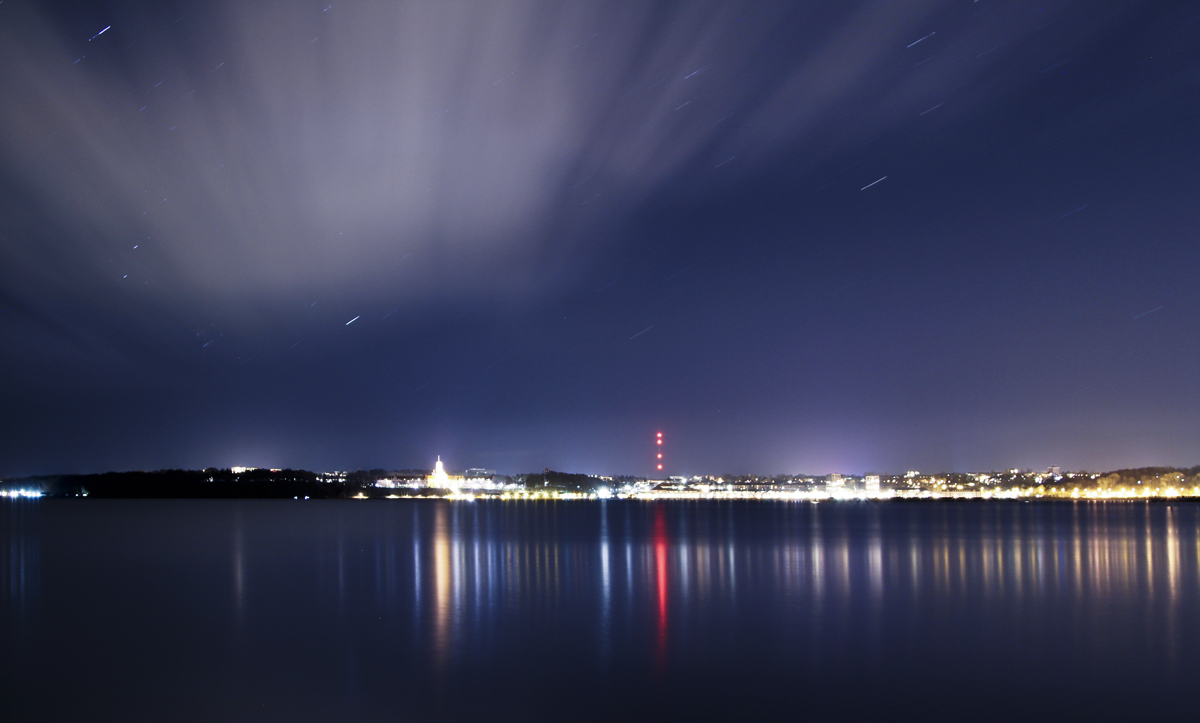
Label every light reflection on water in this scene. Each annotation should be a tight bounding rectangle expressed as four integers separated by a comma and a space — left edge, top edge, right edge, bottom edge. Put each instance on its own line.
2, 500, 38, 621
282, 500, 1200, 679
2, 499, 1199, 721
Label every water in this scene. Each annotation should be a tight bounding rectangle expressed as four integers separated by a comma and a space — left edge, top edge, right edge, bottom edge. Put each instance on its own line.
3, 499, 1198, 721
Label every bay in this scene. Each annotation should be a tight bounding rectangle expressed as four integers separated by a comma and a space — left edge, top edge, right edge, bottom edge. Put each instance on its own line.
3, 499, 1197, 721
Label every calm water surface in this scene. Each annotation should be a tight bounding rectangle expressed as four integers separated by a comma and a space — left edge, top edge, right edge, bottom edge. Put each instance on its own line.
3, 499, 1199, 721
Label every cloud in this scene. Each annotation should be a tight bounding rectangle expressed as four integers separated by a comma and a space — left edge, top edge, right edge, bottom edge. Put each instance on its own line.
0, 0, 1140, 339
2, 2, 966, 305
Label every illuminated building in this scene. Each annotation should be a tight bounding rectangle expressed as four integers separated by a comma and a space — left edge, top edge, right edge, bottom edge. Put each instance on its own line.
427, 456, 463, 492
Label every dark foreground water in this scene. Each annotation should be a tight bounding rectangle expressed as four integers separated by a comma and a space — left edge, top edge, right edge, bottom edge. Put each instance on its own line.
3, 499, 1199, 722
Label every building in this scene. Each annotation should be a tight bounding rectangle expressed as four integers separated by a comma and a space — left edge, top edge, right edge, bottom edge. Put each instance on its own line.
427, 456, 465, 491
864, 475, 881, 493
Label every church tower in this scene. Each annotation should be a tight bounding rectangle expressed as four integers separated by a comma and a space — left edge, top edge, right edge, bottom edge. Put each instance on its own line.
428, 456, 457, 492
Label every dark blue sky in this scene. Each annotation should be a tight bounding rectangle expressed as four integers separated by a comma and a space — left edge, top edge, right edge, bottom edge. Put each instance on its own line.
1, 0, 1197, 477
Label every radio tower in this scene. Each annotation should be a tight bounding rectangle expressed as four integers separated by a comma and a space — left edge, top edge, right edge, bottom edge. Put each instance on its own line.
655, 431, 664, 475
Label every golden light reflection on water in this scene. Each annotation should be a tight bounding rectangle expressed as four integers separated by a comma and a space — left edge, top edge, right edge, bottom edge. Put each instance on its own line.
432, 503, 451, 670
385, 501, 1200, 672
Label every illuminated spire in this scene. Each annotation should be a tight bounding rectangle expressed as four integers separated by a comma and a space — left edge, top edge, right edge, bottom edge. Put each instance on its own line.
429, 451, 451, 490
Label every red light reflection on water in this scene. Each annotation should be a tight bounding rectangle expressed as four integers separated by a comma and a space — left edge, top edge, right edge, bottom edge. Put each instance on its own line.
654, 505, 668, 673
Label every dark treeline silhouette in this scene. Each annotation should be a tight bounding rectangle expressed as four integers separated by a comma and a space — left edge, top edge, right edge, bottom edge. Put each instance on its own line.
3, 465, 1199, 499
2, 468, 349, 499
521, 469, 602, 492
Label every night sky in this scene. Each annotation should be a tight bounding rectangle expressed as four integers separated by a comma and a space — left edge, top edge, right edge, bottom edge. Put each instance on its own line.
1, 0, 1197, 478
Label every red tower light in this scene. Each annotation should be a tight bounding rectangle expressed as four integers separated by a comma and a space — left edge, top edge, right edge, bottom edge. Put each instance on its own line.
655, 432, 665, 474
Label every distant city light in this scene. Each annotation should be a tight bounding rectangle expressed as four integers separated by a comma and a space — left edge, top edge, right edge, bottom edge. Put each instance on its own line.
11, 458, 1195, 505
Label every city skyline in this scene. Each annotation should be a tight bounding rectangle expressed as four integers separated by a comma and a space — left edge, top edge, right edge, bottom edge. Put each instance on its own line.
6, 458, 1198, 503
